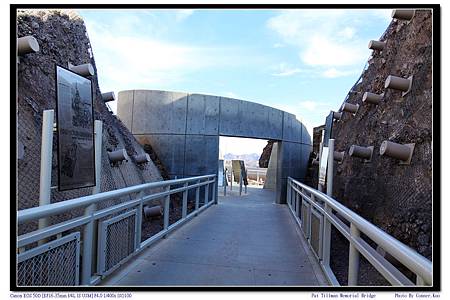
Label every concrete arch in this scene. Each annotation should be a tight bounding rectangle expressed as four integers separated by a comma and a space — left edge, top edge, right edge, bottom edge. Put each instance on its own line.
117, 90, 312, 203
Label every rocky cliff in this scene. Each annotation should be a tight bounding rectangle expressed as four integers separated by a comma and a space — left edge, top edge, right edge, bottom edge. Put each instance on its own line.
16, 9, 164, 235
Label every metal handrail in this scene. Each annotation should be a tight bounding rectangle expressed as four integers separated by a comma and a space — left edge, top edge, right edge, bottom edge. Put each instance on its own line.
18, 174, 214, 224
287, 177, 432, 286
17, 174, 217, 286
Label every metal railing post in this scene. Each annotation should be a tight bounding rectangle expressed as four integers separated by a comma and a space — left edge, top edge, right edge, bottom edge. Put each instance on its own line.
213, 177, 217, 204
322, 199, 332, 267
287, 178, 292, 207
327, 139, 334, 197
195, 180, 200, 212
135, 191, 144, 249
38, 110, 54, 244
224, 171, 227, 196
239, 169, 243, 196
295, 189, 300, 217
230, 170, 233, 191
204, 181, 209, 205
182, 182, 188, 218
81, 120, 102, 285
348, 223, 360, 286
163, 185, 170, 238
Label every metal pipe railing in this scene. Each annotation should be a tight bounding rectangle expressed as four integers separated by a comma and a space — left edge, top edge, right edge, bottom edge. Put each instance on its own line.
287, 177, 432, 286
18, 174, 214, 224
17, 174, 217, 286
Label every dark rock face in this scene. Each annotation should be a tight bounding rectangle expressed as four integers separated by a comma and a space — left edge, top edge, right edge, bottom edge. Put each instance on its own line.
16, 10, 163, 235
259, 140, 275, 168
331, 11, 432, 259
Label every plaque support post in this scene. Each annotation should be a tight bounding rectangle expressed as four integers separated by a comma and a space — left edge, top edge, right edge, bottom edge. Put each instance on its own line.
38, 109, 54, 245
82, 120, 102, 285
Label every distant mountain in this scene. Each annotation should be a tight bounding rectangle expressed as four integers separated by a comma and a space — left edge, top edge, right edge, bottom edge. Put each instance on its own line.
223, 153, 260, 162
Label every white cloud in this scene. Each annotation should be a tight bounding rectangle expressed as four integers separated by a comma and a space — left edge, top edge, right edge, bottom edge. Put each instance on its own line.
338, 26, 356, 39
322, 68, 357, 78
83, 15, 266, 113
267, 9, 391, 69
174, 9, 194, 22
273, 43, 285, 48
271, 63, 305, 77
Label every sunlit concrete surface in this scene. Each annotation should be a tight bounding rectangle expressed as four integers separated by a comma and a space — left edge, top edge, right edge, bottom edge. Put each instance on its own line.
102, 187, 327, 286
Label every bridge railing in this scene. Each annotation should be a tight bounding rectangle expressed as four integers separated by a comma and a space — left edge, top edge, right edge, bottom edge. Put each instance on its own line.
287, 177, 432, 286
16, 174, 217, 286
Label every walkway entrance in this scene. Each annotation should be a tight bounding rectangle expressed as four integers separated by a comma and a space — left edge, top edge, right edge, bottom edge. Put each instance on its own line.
102, 187, 327, 286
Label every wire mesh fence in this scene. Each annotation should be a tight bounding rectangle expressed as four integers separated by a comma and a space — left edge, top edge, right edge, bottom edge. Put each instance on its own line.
17, 233, 80, 286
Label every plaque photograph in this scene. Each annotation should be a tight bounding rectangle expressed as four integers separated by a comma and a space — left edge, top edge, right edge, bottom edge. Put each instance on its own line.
56, 65, 95, 191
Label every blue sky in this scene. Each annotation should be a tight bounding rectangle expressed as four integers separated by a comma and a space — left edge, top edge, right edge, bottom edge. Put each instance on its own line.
79, 9, 391, 153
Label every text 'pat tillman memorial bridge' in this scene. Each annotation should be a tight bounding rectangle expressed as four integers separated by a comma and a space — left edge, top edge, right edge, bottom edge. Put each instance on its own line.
15, 8, 435, 288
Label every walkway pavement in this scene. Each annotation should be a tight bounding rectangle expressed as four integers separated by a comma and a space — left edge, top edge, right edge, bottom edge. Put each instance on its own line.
102, 186, 327, 286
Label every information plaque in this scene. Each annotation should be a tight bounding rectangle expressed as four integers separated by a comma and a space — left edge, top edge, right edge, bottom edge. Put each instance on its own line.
56, 65, 95, 191
323, 111, 333, 147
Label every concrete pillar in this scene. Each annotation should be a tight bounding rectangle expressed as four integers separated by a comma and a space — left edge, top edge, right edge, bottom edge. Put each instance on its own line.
380, 141, 415, 164
134, 153, 150, 164
341, 103, 359, 115
102, 92, 115, 103
362, 92, 383, 105
334, 151, 344, 163
392, 9, 415, 21
69, 63, 94, 77
385, 75, 413, 96
107, 149, 128, 164
333, 111, 342, 120
17, 36, 39, 55
368, 40, 386, 51
349, 145, 373, 162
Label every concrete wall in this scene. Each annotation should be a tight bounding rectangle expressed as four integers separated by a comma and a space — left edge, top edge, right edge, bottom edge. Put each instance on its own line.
117, 90, 312, 203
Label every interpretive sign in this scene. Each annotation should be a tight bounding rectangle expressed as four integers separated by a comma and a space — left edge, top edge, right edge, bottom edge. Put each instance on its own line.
56, 65, 95, 191
323, 111, 333, 147
318, 146, 329, 186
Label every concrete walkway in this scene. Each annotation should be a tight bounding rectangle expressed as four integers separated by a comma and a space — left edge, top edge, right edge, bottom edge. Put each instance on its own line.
102, 187, 327, 286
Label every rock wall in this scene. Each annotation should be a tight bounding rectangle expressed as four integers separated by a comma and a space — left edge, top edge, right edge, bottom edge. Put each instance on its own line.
258, 140, 275, 168
16, 10, 164, 235
330, 10, 432, 259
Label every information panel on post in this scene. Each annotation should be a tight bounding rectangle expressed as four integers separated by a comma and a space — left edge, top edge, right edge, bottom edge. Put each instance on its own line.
319, 111, 334, 185
56, 65, 95, 191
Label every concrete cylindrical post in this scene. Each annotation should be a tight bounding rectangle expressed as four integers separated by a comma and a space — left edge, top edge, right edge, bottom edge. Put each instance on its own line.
341, 103, 359, 114
107, 149, 128, 164
380, 141, 413, 162
368, 40, 386, 51
392, 9, 415, 21
349, 145, 373, 160
333, 111, 342, 120
334, 151, 345, 162
102, 92, 116, 103
69, 63, 94, 77
362, 92, 383, 105
17, 36, 40, 55
384, 75, 411, 92
144, 205, 163, 218
134, 153, 150, 164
